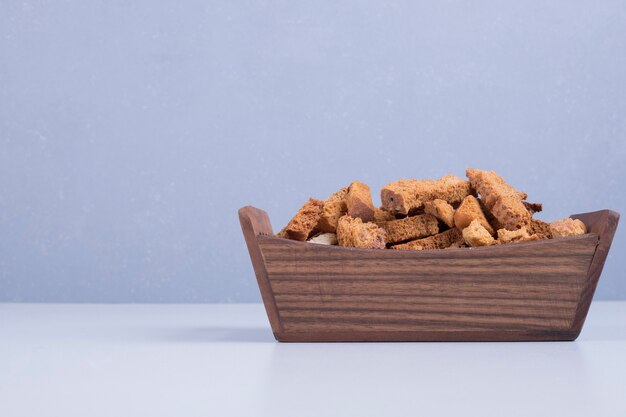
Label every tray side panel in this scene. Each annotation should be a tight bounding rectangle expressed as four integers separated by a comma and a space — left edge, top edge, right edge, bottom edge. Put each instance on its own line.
570, 210, 620, 335
238, 206, 282, 335
260, 235, 598, 341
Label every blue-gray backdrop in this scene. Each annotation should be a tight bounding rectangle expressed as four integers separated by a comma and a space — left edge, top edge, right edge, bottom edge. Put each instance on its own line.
1, 1, 624, 302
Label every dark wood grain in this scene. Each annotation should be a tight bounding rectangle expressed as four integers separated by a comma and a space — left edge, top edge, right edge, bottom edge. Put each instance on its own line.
238, 206, 282, 336
239, 206, 619, 342
570, 210, 620, 336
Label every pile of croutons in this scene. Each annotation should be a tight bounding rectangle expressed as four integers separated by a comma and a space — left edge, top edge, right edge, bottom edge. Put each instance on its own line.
276, 168, 586, 250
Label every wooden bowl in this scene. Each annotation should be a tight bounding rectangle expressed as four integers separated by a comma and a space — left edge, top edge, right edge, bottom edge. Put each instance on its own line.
239, 206, 619, 342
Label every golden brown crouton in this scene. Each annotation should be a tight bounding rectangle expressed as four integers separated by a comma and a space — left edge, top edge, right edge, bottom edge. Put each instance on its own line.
378, 214, 439, 244
497, 227, 540, 244
317, 187, 348, 233
346, 181, 376, 222
391, 228, 463, 251
373, 207, 396, 223
466, 168, 527, 206
462, 219, 495, 247
336, 215, 386, 249
550, 218, 586, 238
276, 198, 324, 241
480, 198, 503, 232
466, 168, 531, 230
453, 195, 495, 235
423, 199, 456, 228
490, 196, 532, 232
381, 174, 471, 215
528, 218, 552, 239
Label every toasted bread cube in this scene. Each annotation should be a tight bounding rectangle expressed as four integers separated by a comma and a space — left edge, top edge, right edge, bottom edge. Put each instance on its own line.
550, 218, 586, 238
528, 218, 552, 239
336, 215, 386, 249
466, 168, 531, 231
317, 187, 348, 233
381, 174, 470, 215
423, 199, 455, 228
462, 219, 495, 247
497, 227, 540, 244
378, 214, 439, 244
391, 228, 463, 251
373, 207, 396, 223
276, 198, 324, 241
346, 181, 376, 222
454, 195, 495, 235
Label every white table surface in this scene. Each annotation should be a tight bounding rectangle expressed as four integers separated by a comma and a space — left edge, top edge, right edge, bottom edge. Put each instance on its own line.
1, 302, 625, 417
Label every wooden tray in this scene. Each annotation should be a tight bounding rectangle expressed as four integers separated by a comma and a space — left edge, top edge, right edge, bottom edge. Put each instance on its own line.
239, 206, 619, 342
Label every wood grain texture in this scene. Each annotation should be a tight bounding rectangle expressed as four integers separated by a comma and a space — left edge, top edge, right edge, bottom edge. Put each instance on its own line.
238, 206, 282, 336
239, 206, 619, 342
570, 210, 620, 336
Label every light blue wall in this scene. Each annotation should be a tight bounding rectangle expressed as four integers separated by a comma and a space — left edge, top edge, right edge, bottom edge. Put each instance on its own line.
1, 1, 624, 302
